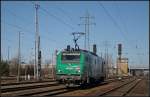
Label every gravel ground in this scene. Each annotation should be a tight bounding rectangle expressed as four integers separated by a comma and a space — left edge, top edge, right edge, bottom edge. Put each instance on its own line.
126, 78, 149, 96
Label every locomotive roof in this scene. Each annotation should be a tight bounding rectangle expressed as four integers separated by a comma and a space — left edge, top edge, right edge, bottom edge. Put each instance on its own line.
63, 49, 98, 57
80, 49, 98, 56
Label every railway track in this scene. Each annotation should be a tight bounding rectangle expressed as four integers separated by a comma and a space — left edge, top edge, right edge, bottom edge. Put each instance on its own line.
1, 80, 65, 96
24, 81, 109, 96
2, 79, 54, 86
58, 77, 148, 96
31, 87, 77, 96
1, 82, 79, 96
2, 81, 59, 92
125, 78, 149, 96
99, 78, 141, 96
52, 77, 135, 96
1, 77, 134, 96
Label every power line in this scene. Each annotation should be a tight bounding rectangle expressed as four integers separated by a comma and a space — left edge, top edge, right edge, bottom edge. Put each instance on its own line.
1, 21, 59, 44
2, 4, 77, 53
114, 3, 129, 36
4, 8, 34, 26
97, 2, 130, 45
114, 3, 138, 49
40, 7, 75, 30
1, 21, 34, 44
56, 7, 76, 25
98, 2, 148, 66
98, 2, 122, 32
97, 2, 142, 68
2, 2, 74, 47
2, 3, 74, 44
31, 1, 75, 30
1, 21, 24, 30
1, 20, 63, 64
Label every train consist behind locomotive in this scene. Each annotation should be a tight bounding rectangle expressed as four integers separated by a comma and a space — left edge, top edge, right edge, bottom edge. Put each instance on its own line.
55, 45, 106, 87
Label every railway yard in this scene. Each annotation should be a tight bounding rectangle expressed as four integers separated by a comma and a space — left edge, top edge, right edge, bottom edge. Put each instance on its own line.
1, 76, 149, 96
1, 1, 149, 97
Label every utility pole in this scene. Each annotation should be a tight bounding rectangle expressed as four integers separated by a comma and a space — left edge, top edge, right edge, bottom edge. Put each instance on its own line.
7, 46, 10, 63
34, 40, 36, 79
33, 46, 36, 79
104, 41, 110, 79
52, 50, 58, 80
35, 4, 41, 80
17, 31, 21, 82
79, 11, 95, 51
29, 48, 34, 80
51, 53, 54, 80
38, 36, 41, 80
8, 46, 10, 76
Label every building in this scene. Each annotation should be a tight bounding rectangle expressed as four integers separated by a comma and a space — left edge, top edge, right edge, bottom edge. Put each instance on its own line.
130, 68, 149, 77
117, 57, 129, 76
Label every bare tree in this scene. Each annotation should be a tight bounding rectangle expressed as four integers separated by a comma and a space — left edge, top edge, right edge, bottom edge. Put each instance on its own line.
0, 60, 9, 96
44, 59, 51, 78
0, 60, 9, 76
28, 59, 34, 77
9, 57, 19, 76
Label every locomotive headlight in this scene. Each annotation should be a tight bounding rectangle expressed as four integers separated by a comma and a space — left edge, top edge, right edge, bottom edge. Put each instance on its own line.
58, 70, 61, 72
78, 70, 80, 73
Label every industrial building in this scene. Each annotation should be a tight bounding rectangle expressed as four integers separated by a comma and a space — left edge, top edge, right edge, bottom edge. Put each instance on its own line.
117, 57, 129, 76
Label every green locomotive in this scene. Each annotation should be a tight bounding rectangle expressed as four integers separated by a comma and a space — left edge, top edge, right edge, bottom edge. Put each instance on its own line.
55, 46, 106, 87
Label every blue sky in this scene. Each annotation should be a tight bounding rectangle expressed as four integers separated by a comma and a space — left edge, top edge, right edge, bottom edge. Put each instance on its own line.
1, 1, 149, 69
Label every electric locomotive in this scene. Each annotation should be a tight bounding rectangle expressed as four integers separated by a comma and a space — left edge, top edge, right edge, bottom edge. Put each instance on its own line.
55, 45, 106, 87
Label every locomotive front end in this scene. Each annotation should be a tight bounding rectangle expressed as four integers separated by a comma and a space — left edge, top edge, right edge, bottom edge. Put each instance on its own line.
56, 51, 84, 86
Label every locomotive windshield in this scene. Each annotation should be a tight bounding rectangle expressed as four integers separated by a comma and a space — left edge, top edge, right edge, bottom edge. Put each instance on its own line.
61, 52, 80, 63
